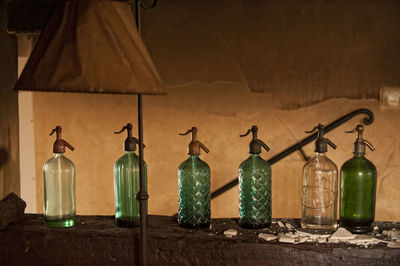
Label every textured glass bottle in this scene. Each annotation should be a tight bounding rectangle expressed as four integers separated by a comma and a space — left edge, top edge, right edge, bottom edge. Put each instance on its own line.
178, 127, 211, 228
114, 123, 146, 227
340, 125, 377, 233
238, 126, 271, 229
43, 126, 76, 227
302, 124, 338, 230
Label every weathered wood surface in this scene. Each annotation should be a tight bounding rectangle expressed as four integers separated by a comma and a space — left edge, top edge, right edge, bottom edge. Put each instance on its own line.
0, 214, 399, 265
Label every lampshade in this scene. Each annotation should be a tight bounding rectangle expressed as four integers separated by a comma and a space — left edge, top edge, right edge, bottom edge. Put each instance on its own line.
15, 0, 165, 95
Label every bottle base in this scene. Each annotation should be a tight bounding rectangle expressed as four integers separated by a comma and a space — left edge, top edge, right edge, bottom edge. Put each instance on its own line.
44, 218, 75, 228
341, 222, 373, 234
301, 223, 337, 230
115, 218, 140, 228
178, 220, 210, 229
301, 216, 337, 230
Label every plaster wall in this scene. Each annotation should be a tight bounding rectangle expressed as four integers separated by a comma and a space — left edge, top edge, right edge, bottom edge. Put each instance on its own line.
32, 87, 400, 221
23, 0, 400, 220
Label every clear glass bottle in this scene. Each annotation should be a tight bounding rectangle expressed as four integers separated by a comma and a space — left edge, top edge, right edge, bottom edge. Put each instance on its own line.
238, 126, 271, 229
178, 127, 211, 228
340, 125, 377, 233
114, 123, 147, 227
43, 126, 76, 227
301, 124, 338, 230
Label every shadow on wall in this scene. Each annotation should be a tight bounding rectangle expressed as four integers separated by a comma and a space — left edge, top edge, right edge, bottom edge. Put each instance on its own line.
0, 148, 8, 170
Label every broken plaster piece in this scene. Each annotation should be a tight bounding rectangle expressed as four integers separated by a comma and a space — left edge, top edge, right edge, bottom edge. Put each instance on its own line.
328, 238, 340, 244
387, 241, 400, 249
224, 229, 238, 238
277, 221, 285, 228
295, 229, 330, 241
351, 235, 388, 247
278, 232, 296, 243
330, 227, 356, 240
258, 233, 277, 242
382, 229, 400, 240
285, 223, 294, 230
295, 236, 309, 244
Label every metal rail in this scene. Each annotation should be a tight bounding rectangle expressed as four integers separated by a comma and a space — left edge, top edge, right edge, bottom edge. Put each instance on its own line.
134, 1, 159, 265
210, 108, 374, 200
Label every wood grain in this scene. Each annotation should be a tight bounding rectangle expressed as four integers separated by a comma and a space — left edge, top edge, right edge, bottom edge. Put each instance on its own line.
1, 214, 399, 265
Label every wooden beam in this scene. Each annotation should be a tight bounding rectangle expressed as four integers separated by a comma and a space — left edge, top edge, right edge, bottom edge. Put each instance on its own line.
1, 214, 400, 265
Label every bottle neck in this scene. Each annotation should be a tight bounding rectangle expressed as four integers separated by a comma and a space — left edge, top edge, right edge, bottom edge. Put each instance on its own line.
53, 153, 64, 157
315, 152, 326, 158
250, 153, 260, 157
353, 153, 364, 158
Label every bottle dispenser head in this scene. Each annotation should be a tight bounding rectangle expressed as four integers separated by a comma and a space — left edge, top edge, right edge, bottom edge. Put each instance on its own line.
179, 127, 209, 156
50, 126, 74, 153
114, 123, 144, 152
346, 124, 375, 155
240, 125, 270, 154
305, 123, 336, 153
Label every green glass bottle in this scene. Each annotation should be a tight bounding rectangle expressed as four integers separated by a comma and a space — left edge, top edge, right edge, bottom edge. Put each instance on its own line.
238, 125, 271, 229
178, 127, 211, 228
43, 126, 75, 227
301, 124, 338, 230
340, 124, 377, 233
114, 123, 147, 227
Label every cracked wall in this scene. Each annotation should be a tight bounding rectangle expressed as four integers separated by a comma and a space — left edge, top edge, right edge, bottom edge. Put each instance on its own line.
28, 0, 400, 221
32, 85, 400, 221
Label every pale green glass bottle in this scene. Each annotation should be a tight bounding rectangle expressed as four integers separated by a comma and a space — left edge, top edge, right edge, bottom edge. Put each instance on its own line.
114, 123, 146, 227
178, 127, 211, 228
238, 125, 271, 229
43, 126, 76, 227
340, 125, 377, 233
301, 124, 338, 230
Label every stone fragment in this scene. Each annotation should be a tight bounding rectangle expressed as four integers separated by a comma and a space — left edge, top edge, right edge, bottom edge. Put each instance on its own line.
0, 193, 26, 230
258, 233, 277, 242
285, 223, 294, 230
277, 221, 285, 228
224, 229, 237, 238
278, 233, 296, 243
387, 241, 400, 248
296, 236, 309, 244
382, 229, 400, 240
328, 238, 340, 244
348, 235, 385, 246
330, 227, 355, 240
295, 229, 330, 242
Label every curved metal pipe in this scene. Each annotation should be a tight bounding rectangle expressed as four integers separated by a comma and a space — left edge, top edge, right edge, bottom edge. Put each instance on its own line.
210, 108, 374, 200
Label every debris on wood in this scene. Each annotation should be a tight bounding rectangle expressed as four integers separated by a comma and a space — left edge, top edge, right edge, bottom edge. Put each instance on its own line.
278, 232, 296, 243
330, 227, 356, 241
285, 223, 294, 230
277, 221, 285, 228
258, 233, 277, 242
224, 229, 237, 238
383, 229, 400, 240
387, 241, 400, 249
